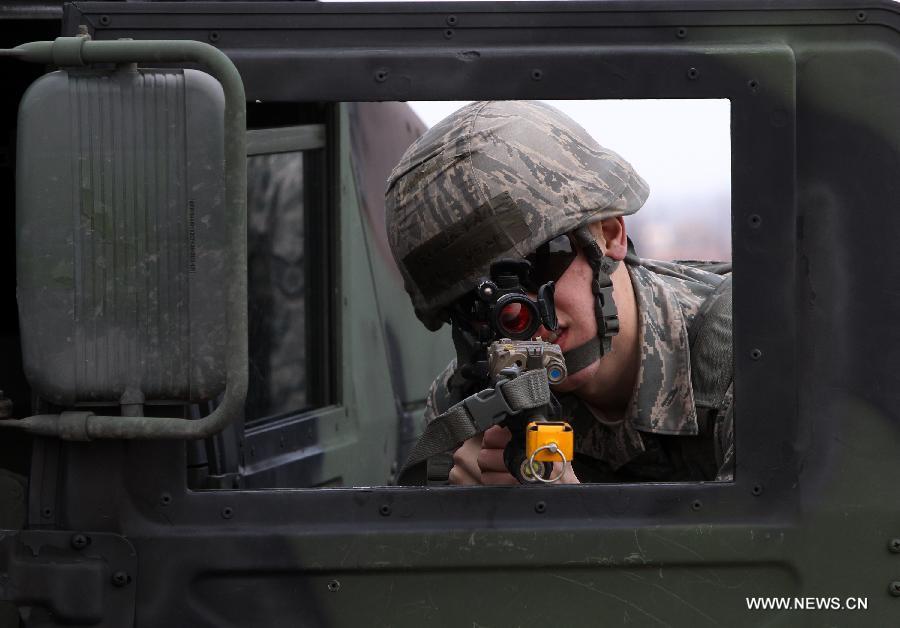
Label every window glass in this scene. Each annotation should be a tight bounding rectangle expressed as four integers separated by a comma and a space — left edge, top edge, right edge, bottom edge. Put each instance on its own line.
246, 151, 309, 420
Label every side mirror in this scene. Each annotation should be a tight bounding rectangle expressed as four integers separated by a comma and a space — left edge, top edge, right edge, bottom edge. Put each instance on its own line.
4, 37, 247, 440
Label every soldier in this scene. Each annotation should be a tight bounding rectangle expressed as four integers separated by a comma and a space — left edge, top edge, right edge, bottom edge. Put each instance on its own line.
385, 101, 733, 485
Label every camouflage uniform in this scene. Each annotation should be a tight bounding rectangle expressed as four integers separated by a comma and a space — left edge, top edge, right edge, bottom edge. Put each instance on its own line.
385, 101, 733, 483
424, 253, 734, 482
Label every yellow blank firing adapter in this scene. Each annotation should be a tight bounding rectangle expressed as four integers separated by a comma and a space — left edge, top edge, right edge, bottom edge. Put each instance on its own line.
525, 421, 574, 483
526, 421, 574, 461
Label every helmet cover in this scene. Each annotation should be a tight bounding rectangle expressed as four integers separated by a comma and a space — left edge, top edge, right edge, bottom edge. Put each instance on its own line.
385, 100, 649, 330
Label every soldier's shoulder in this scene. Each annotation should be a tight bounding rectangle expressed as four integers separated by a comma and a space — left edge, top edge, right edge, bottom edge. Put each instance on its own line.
626, 253, 731, 312
627, 252, 731, 285
424, 358, 459, 421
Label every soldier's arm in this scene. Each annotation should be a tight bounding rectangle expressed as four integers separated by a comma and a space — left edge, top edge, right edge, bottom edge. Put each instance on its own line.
714, 383, 735, 482
422, 358, 456, 427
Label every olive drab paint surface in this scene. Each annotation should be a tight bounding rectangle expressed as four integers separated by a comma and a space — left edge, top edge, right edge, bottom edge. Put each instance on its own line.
0, 1, 899, 626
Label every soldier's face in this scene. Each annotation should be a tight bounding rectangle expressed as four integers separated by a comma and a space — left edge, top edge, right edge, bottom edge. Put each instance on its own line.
538, 247, 596, 356
537, 218, 632, 395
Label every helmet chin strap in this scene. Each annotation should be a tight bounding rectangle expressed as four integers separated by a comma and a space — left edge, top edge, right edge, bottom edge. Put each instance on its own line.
562, 227, 620, 376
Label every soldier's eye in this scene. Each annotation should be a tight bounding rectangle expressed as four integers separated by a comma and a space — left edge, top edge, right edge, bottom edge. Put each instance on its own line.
525, 234, 578, 287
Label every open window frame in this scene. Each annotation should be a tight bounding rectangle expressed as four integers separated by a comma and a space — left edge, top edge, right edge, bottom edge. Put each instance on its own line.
61, 0, 796, 542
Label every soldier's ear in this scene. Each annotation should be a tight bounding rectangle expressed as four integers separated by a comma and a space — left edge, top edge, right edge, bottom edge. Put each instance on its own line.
589, 218, 628, 261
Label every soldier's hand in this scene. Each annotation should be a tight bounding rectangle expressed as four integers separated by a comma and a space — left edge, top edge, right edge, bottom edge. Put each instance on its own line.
448, 433, 484, 485
449, 426, 580, 485
551, 460, 581, 484
476, 426, 520, 485
476, 426, 581, 484
449, 426, 518, 485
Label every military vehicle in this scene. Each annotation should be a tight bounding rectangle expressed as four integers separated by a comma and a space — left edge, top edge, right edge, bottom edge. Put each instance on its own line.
0, 0, 899, 626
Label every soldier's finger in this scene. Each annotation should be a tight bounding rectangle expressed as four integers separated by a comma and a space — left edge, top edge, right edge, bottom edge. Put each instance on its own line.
452, 436, 483, 478
550, 461, 580, 484
451, 455, 481, 481
480, 471, 519, 485
449, 464, 481, 485
476, 447, 507, 473
481, 425, 512, 449
452, 435, 482, 464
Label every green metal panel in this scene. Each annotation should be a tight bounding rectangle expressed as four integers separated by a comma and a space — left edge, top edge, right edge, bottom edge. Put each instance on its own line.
1, 2, 899, 626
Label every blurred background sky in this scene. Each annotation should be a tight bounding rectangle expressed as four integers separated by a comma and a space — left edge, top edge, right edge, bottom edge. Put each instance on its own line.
406, 100, 732, 261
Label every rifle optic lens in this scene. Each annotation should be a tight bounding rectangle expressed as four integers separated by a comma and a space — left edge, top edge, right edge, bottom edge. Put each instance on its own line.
498, 302, 532, 335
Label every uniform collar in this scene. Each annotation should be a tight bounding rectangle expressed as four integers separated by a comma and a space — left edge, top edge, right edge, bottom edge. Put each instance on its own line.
625, 262, 699, 436
566, 260, 700, 470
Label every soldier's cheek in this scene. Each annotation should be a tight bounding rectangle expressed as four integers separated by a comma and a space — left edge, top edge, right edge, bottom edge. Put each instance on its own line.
564, 304, 600, 349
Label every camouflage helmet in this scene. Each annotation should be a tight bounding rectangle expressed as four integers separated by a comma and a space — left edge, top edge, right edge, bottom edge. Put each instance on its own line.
385, 100, 650, 330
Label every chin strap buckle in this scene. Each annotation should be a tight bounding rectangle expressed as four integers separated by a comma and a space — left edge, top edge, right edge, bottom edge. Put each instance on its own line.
590, 254, 620, 355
